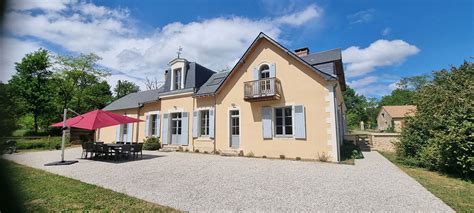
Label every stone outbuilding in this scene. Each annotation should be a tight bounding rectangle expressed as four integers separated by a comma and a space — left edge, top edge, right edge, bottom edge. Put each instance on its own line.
377, 105, 416, 132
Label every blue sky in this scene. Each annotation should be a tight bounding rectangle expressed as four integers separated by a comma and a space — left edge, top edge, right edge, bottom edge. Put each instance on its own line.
1, 0, 472, 97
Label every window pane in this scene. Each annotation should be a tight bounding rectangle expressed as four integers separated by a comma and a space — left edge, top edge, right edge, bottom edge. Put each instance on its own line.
276, 117, 282, 125
285, 117, 292, 125
235, 127, 239, 135
276, 126, 283, 135
285, 126, 293, 135
284, 107, 292, 116
275, 108, 282, 116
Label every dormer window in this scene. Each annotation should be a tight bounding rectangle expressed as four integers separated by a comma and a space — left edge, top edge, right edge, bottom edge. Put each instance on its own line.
259, 64, 270, 79
173, 68, 182, 90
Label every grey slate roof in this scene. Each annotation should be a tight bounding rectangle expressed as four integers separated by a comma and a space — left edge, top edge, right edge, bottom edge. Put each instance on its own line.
161, 62, 215, 94
195, 71, 230, 96
102, 87, 163, 111
301, 49, 342, 65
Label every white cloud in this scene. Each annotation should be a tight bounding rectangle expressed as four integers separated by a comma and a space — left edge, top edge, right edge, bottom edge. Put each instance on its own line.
9, 0, 70, 11
2, 1, 320, 89
348, 9, 375, 24
348, 76, 378, 88
275, 4, 322, 26
342, 39, 420, 77
382, 27, 391, 36
0, 38, 43, 82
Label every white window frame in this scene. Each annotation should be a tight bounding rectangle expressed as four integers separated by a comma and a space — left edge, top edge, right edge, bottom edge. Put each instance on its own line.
200, 110, 210, 137
274, 106, 293, 137
173, 68, 182, 90
259, 64, 270, 80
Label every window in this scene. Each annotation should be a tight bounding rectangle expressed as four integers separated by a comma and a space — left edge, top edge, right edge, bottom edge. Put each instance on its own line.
275, 107, 292, 136
171, 113, 182, 134
150, 114, 158, 135
200, 110, 210, 136
122, 123, 128, 135
173, 68, 182, 90
230, 110, 239, 135
259, 64, 270, 79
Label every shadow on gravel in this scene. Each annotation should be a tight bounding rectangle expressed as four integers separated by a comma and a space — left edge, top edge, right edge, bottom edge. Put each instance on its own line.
77, 154, 166, 164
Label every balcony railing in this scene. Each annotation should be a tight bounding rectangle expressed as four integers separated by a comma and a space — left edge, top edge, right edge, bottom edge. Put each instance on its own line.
244, 78, 281, 102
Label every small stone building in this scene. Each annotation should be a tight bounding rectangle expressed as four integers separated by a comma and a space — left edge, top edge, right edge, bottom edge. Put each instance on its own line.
377, 105, 416, 132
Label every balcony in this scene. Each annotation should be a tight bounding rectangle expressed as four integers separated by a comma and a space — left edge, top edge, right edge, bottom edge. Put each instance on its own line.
244, 78, 281, 102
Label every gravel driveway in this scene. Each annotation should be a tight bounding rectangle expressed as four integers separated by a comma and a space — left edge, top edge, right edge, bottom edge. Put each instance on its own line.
3, 148, 452, 212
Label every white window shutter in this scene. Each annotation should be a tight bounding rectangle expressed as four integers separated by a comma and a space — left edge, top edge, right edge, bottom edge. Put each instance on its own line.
209, 108, 215, 138
253, 66, 259, 80
262, 107, 272, 139
115, 125, 122, 142
162, 114, 169, 145
127, 123, 133, 143
269, 63, 276, 78
145, 115, 150, 137
294, 105, 306, 139
155, 113, 161, 137
192, 111, 198, 138
181, 112, 189, 145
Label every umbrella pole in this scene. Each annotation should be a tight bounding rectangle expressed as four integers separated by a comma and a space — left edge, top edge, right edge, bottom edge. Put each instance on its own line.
45, 108, 78, 166
60, 108, 67, 162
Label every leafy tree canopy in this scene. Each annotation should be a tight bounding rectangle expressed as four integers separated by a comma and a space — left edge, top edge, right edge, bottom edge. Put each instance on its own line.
114, 80, 140, 99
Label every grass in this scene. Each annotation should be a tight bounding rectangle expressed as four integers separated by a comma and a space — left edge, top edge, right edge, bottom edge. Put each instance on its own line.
379, 151, 474, 212
1, 160, 179, 212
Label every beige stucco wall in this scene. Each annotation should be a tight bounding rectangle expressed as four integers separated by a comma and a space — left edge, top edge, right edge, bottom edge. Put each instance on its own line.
377, 108, 392, 131
214, 39, 339, 160
160, 93, 194, 146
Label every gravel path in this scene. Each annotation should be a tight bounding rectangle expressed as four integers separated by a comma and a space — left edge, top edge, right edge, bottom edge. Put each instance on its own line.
3, 148, 453, 212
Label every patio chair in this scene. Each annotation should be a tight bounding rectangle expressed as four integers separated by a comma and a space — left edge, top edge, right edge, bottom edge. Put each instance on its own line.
81, 142, 95, 159
120, 144, 132, 160
116, 141, 124, 144
131, 143, 143, 160
95, 144, 109, 159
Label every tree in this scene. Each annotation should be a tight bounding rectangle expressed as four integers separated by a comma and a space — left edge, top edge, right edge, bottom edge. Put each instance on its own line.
54, 53, 113, 114
0, 82, 18, 136
8, 49, 54, 133
144, 77, 163, 90
114, 80, 140, 99
343, 86, 369, 129
379, 75, 429, 106
398, 61, 473, 178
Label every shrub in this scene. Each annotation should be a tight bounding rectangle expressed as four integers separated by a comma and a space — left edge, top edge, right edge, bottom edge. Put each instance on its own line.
279, 155, 285, 159
185, 148, 189, 152
340, 140, 364, 161
246, 151, 254, 157
317, 152, 330, 162
177, 146, 183, 152
203, 151, 209, 154
16, 137, 68, 150
398, 62, 474, 178
214, 150, 220, 155
194, 149, 200, 153
262, 155, 267, 158
143, 136, 160, 150
238, 150, 244, 156
296, 157, 301, 161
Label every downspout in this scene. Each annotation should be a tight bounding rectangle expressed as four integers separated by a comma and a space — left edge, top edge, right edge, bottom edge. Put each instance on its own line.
136, 103, 144, 143
213, 94, 217, 153
192, 89, 196, 151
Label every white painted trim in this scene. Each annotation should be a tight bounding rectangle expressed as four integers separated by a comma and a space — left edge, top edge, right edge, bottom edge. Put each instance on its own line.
325, 84, 339, 162
145, 110, 160, 115
227, 106, 241, 149
159, 91, 194, 99
167, 108, 185, 113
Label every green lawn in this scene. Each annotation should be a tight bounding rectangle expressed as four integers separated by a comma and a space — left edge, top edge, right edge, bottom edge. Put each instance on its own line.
379, 151, 474, 212
1, 160, 179, 212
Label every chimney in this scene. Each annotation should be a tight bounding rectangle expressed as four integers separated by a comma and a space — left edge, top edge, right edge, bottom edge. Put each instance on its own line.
294, 47, 310, 57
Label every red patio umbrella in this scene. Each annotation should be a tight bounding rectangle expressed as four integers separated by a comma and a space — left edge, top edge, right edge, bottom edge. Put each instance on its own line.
50, 109, 142, 130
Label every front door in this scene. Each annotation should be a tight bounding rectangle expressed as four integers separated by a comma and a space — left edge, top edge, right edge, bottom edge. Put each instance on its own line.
171, 112, 182, 145
229, 110, 240, 148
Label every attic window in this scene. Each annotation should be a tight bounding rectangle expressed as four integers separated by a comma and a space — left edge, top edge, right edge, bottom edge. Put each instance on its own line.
208, 77, 224, 85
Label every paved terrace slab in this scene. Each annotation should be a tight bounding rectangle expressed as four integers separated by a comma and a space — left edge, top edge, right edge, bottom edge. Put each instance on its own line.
3, 148, 453, 212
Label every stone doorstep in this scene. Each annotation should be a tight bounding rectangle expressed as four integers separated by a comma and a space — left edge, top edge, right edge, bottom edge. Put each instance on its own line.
220, 149, 240, 157
159, 145, 179, 152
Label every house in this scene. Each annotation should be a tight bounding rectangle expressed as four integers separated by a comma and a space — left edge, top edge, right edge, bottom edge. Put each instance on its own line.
377, 105, 417, 132
98, 32, 347, 162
